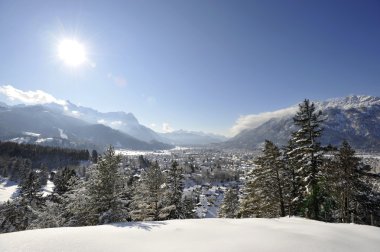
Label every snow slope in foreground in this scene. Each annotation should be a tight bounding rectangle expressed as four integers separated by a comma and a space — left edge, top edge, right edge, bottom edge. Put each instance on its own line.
1, 218, 380, 252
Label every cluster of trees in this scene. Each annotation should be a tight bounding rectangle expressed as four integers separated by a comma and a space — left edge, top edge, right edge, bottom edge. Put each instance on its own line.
0, 141, 90, 163
0, 147, 195, 233
0, 142, 90, 182
220, 100, 380, 225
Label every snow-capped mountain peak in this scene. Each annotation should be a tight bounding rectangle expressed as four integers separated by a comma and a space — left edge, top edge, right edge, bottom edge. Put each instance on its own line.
225, 95, 380, 151
317, 95, 380, 110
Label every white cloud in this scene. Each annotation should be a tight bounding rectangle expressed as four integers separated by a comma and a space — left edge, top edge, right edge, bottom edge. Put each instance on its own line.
110, 120, 123, 127
97, 119, 107, 124
108, 73, 127, 87
0, 85, 67, 106
230, 106, 298, 136
162, 122, 174, 133
97, 119, 124, 128
150, 123, 157, 128
70, 110, 81, 118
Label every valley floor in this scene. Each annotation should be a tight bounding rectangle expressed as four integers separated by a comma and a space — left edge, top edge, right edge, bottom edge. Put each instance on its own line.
1, 217, 379, 252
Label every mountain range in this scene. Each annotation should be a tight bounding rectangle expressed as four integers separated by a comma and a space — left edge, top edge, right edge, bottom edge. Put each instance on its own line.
1, 95, 380, 152
0, 100, 227, 151
224, 95, 380, 151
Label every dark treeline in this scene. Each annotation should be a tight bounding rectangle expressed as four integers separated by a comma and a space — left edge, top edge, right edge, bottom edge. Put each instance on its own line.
0, 141, 90, 168
0, 141, 90, 182
223, 99, 380, 226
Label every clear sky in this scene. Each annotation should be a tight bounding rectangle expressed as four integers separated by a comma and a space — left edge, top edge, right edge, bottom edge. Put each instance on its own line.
0, 0, 379, 135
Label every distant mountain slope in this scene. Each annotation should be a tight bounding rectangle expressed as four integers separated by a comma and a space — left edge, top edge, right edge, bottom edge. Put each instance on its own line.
0, 104, 173, 151
44, 101, 163, 143
8, 100, 229, 146
224, 95, 380, 151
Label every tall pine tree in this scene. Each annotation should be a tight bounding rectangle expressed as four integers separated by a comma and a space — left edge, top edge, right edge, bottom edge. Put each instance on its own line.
86, 146, 126, 224
289, 99, 324, 220
328, 141, 380, 224
219, 187, 239, 218
132, 161, 165, 221
163, 161, 185, 219
240, 140, 287, 218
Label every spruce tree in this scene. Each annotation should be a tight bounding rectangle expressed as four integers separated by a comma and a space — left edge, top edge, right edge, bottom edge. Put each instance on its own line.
181, 196, 196, 219
86, 146, 126, 224
290, 99, 324, 220
53, 167, 77, 196
0, 170, 44, 233
91, 150, 98, 164
132, 161, 165, 221
219, 187, 239, 218
0, 200, 31, 233
283, 139, 304, 216
63, 177, 90, 226
240, 140, 286, 218
163, 161, 184, 219
239, 171, 264, 218
18, 170, 43, 206
329, 141, 380, 224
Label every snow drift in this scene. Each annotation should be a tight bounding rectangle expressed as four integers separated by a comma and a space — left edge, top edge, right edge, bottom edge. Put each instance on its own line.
1, 217, 379, 252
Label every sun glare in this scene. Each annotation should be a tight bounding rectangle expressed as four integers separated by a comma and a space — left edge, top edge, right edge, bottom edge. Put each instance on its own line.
58, 39, 87, 67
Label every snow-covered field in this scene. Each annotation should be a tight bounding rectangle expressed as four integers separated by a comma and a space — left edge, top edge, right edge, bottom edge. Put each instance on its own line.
1, 218, 379, 252
0, 177, 18, 203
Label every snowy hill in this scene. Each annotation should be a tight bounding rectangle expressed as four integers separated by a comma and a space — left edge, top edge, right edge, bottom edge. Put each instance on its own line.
224, 95, 380, 151
0, 218, 379, 252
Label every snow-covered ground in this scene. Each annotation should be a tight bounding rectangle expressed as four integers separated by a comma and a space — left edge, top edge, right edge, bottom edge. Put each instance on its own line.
1, 218, 379, 252
42, 179, 55, 197
0, 177, 18, 203
0, 177, 54, 202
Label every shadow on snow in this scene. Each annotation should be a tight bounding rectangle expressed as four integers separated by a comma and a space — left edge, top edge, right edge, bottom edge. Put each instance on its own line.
111, 221, 167, 231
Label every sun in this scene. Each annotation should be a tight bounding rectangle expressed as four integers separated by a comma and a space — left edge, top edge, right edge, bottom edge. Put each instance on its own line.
58, 39, 87, 67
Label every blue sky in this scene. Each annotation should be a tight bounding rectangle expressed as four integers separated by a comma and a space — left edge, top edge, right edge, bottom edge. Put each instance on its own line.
0, 0, 379, 135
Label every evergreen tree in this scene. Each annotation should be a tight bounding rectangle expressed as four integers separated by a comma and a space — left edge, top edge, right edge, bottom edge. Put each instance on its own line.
219, 187, 239, 218
0, 200, 31, 233
328, 141, 380, 224
53, 167, 77, 196
239, 170, 264, 218
39, 164, 49, 186
91, 150, 98, 164
0, 170, 44, 233
290, 99, 324, 220
132, 161, 165, 221
242, 140, 285, 217
86, 146, 126, 224
283, 139, 304, 216
163, 161, 184, 219
18, 170, 43, 206
28, 200, 64, 229
181, 196, 196, 219
62, 177, 90, 226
